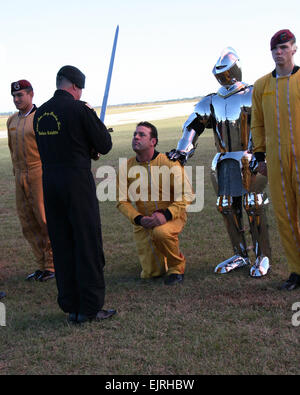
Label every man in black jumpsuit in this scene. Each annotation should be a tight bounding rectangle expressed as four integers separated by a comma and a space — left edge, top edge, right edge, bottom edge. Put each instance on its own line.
34, 65, 116, 323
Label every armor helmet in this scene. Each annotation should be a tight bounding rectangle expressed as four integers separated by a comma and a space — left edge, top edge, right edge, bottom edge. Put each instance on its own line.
212, 47, 242, 88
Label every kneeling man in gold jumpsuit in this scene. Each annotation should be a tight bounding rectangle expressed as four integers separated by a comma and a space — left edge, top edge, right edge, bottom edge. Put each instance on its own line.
117, 122, 193, 285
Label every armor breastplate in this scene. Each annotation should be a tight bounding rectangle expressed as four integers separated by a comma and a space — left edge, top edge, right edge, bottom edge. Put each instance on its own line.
196, 84, 253, 153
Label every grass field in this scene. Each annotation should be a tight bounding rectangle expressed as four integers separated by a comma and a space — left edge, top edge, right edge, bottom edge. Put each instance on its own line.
0, 115, 299, 375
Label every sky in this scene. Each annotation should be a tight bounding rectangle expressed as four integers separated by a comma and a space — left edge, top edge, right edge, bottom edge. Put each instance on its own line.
1, 0, 300, 113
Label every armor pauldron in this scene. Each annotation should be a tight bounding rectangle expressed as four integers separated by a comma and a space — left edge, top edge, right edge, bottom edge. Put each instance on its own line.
193, 95, 212, 117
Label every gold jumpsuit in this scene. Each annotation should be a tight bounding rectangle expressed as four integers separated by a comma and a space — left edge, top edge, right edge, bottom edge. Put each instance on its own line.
117, 152, 193, 278
7, 109, 53, 272
251, 67, 300, 275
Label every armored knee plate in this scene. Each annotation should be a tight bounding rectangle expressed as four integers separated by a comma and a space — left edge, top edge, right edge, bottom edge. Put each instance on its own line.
216, 195, 248, 259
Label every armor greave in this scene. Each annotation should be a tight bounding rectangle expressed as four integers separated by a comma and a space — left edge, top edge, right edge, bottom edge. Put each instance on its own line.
243, 193, 271, 259
216, 195, 248, 258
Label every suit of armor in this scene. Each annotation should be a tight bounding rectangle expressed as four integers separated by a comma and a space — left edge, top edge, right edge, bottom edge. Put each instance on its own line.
168, 47, 271, 277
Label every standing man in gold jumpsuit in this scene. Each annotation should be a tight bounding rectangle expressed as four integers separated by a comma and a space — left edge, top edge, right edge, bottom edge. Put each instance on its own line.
7, 80, 54, 282
251, 29, 300, 290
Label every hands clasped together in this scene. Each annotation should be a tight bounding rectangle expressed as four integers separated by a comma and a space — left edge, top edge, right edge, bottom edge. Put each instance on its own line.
140, 211, 167, 229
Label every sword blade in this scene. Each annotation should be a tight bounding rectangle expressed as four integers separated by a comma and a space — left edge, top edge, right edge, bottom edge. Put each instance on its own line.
100, 25, 119, 122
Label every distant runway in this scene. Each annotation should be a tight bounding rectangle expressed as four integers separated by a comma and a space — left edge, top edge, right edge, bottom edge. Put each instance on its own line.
0, 101, 197, 139
104, 101, 197, 126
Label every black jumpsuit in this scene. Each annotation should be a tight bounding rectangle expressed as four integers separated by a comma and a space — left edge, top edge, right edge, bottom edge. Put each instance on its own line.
33, 90, 112, 317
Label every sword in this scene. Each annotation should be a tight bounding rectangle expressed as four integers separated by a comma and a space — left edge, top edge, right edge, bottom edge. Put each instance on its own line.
100, 25, 119, 123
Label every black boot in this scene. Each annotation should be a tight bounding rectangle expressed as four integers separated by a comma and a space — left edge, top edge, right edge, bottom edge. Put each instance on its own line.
280, 273, 300, 291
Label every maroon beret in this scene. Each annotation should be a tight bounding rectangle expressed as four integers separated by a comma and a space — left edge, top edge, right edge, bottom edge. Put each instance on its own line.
270, 29, 296, 50
11, 79, 33, 94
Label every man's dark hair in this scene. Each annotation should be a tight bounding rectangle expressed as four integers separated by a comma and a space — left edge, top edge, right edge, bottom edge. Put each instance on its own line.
56, 74, 72, 89
137, 121, 158, 146
24, 87, 33, 94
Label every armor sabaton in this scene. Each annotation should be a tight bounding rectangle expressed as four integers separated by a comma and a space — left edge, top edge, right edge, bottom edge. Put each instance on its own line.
168, 47, 271, 277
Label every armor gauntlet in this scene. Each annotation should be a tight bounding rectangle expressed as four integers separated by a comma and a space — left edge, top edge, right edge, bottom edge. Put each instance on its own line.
249, 155, 258, 173
167, 149, 190, 165
167, 127, 197, 165
167, 113, 205, 165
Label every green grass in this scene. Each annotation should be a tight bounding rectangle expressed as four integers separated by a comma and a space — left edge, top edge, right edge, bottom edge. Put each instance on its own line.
0, 116, 299, 375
